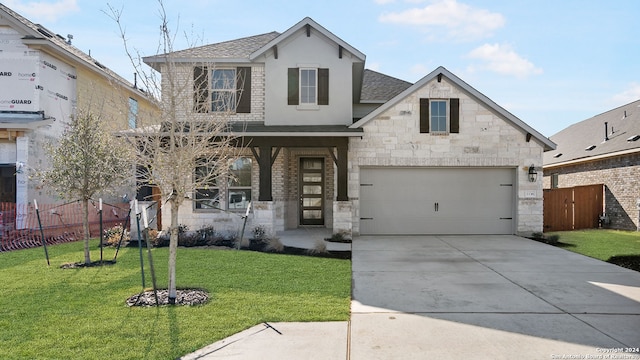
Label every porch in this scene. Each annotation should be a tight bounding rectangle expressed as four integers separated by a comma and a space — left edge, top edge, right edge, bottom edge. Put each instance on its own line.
276, 228, 351, 252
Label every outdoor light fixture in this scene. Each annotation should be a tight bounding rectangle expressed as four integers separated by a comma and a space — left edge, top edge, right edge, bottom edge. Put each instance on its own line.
528, 164, 538, 182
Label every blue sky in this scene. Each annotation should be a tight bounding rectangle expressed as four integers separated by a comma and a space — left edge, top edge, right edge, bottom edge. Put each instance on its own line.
4, 0, 639, 137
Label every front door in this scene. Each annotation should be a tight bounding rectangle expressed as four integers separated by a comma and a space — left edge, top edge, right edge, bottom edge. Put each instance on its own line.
299, 158, 324, 225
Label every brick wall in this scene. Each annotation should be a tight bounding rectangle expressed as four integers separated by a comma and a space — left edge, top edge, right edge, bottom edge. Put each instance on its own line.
544, 153, 640, 230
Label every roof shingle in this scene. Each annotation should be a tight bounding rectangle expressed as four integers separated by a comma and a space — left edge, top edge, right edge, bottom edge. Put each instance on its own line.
544, 99, 640, 166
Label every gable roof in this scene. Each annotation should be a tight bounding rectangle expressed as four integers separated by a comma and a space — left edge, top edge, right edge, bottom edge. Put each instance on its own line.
360, 69, 412, 103
0, 3, 138, 91
249, 17, 365, 62
143, 32, 280, 70
544, 99, 640, 168
350, 66, 556, 151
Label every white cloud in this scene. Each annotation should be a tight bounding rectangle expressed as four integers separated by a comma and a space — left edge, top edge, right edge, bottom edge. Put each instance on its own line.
378, 0, 505, 41
3, 0, 79, 22
374, 0, 397, 4
610, 82, 640, 106
466, 43, 542, 78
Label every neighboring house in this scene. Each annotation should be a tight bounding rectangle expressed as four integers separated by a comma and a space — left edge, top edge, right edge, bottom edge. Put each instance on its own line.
543, 99, 640, 230
0, 4, 158, 228
144, 17, 555, 237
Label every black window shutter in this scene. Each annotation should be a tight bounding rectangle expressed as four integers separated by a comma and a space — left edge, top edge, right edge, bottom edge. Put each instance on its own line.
287, 68, 299, 105
193, 66, 208, 113
318, 68, 329, 105
419, 98, 430, 133
236, 67, 251, 113
450, 98, 460, 133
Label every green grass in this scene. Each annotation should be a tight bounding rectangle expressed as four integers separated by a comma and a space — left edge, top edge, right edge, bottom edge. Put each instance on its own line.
545, 229, 640, 271
0, 240, 351, 360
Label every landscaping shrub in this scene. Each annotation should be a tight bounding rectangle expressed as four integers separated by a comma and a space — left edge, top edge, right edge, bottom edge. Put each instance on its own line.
103, 225, 129, 246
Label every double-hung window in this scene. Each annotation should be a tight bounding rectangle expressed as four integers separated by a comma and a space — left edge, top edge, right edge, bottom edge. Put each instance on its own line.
228, 157, 252, 210
128, 98, 138, 129
193, 66, 251, 113
430, 100, 448, 133
194, 164, 220, 210
211, 69, 236, 112
288, 67, 329, 106
300, 68, 317, 104
419, 98, 460, 134
193, 157, 252, 211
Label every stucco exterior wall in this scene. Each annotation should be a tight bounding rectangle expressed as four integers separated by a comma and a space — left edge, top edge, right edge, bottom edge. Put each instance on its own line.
543, 153, 640, 230
348, 78, 545, 236
263, 29, 356, 126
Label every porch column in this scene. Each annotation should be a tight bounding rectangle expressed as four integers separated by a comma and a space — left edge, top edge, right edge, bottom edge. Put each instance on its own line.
336, 139, 348, 201
257, 144, 272, 201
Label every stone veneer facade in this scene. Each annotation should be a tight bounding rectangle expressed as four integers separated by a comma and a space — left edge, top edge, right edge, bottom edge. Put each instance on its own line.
543, 152, 640, 230
348, 78, 546, 236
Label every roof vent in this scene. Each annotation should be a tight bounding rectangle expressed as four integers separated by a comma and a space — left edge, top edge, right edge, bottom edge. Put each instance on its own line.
627, 135, 640, 142
622, 110, 627, 119
603, 122, 609, 142
553, 153, 562, 158
585, 145, 596, 151
36, 25, 53, 38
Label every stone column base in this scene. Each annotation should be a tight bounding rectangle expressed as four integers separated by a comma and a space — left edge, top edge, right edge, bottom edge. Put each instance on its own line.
332, 201, 353, 239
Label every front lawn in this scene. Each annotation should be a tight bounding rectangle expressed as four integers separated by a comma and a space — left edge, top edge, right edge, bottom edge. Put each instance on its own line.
545, 229, 640, 271
0, 240, 351, 360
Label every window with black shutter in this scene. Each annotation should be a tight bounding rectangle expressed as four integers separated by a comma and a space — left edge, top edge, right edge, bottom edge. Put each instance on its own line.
419, 98, 460, 134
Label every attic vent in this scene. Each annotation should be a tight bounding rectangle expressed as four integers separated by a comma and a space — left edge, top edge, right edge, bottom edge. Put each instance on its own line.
36, 26, 53, 38
553, 153, 562, 158
585, 145, 596, 151
627, 135, 640, 142
94, 61, 106, 70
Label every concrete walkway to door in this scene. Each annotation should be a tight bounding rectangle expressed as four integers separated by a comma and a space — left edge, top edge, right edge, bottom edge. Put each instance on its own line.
351, 235, 640, 360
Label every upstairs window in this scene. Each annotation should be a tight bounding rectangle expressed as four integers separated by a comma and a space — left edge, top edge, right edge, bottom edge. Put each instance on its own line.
128, 97, 138, 129
211, 69, 236, 112
193, 66, 251, 114
288, 67, 329, 106
419, 98, 459, 134
300, 69, 317, 104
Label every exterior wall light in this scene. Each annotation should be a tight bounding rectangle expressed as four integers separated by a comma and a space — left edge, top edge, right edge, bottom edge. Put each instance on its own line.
528, 164, 538, 182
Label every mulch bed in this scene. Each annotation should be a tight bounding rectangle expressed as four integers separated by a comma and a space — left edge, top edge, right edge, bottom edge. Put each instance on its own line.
60, 260, 117, 269
126, 289, 209, 307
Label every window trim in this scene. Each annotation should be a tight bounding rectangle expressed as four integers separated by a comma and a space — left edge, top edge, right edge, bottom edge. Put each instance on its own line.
429, 99, 449, 134
299, 68, 318, 107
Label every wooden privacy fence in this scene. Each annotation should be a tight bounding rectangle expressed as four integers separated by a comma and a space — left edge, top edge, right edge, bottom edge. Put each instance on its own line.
543, 184, 604, 232
0, 201, 129, 252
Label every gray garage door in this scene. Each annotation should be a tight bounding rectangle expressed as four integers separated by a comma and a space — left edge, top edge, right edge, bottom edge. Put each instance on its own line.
359, 168, 515, 235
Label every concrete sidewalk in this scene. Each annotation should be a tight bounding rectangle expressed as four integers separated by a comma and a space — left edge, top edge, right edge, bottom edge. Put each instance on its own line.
181, 235, 640, 359
180, 321, 348, 359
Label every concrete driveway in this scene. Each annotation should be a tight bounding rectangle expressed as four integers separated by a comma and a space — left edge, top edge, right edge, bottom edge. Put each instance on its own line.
351, 235, 640, 360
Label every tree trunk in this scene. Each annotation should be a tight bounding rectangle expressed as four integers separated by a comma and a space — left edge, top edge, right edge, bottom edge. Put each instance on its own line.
167, 199, 179, 304
82, 198, 91, 264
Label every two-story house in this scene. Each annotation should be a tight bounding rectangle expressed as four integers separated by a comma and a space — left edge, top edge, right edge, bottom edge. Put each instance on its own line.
144, 17, 555, 238
0, 4, 159, 230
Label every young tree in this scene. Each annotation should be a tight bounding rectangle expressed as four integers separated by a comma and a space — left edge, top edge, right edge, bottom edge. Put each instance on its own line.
109, 1, 242, 304
40, 108, 131, 264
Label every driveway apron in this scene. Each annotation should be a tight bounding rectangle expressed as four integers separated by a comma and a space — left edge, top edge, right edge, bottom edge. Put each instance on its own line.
350, 235, 640, 360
